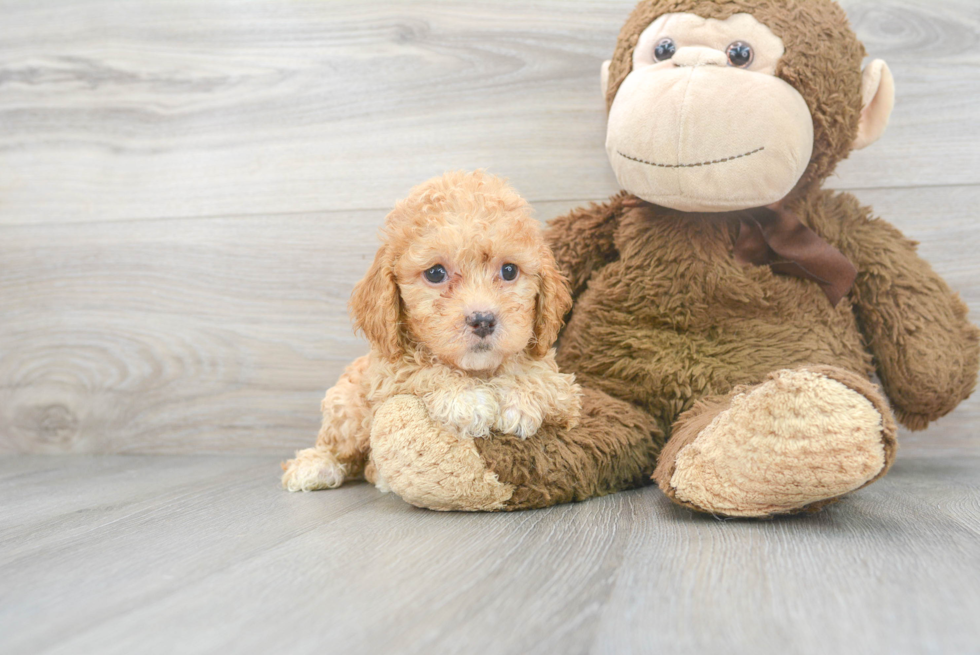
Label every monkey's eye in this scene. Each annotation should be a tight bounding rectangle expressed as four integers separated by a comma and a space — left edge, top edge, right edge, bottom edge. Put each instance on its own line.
500, 263, 519, 282
653, 38, 676, 62
423, 264, 447, 284
726, 41, 754, 68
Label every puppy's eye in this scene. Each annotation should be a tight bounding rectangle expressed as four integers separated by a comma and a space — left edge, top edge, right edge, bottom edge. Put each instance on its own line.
500, 263, 519, 282
423, 264, 447, 284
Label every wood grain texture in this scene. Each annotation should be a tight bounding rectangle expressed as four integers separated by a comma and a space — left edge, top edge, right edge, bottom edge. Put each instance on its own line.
0, 454, 978, 655
2, 187, 978, 454
0, 0, 978, 225
1, 0, 979, 455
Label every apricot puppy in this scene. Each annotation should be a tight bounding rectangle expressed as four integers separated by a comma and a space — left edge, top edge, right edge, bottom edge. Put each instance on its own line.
282, 171, 581, 492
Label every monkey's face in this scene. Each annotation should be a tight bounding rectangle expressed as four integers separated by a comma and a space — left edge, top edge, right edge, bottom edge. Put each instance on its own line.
605, 13, 814, 212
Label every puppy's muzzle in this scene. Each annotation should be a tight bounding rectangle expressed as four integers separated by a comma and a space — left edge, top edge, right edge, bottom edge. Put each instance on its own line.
466, 312, 497, 339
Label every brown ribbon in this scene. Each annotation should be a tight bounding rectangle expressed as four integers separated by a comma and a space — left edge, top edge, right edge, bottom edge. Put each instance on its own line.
624, 197, 858, 306
733, 202, 857, 306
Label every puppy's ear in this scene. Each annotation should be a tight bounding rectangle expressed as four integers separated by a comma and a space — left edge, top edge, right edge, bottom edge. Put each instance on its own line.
530, 249, 573, 358
349, 245, 403, 361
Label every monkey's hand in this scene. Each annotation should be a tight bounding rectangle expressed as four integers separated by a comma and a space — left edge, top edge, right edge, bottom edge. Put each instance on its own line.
846, 203, 980, 430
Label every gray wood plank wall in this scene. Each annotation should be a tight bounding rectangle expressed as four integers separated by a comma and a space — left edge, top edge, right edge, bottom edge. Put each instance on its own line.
2, 0, 978, 454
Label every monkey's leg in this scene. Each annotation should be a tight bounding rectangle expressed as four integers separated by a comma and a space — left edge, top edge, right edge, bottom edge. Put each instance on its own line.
653, 366, 897, 517
368, 388, 661, 511
281, 356, 372, 492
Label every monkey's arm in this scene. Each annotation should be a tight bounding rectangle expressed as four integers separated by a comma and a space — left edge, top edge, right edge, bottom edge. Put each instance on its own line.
544, 193, 628, 299
843, 205, 980, 431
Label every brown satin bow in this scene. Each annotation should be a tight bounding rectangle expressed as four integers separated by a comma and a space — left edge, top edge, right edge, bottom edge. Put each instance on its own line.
624, 197, 858, 306
733, 202, 857, 306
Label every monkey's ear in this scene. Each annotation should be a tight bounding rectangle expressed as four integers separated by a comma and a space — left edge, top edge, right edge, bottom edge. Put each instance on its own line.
601, 60, 611, 101
349, 246, 403, 361
853, 60, 895, 150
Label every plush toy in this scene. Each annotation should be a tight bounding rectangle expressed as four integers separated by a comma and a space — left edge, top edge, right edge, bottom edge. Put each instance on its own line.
545, 0, 979, 517
321, 0, 980, 517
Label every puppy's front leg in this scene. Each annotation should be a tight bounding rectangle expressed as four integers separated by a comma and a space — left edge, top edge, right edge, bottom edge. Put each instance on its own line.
282, 355, 372, 492
493, 379, 545, 439
494, 364, 582, 439
422, 371, 500, 439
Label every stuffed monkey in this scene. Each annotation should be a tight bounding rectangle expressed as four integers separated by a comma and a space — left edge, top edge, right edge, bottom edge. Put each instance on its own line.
365, 0, 979, 517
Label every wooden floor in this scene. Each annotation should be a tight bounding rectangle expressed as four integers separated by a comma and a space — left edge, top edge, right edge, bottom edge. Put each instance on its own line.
2, 454, 979, 655
2, 1, 980, 653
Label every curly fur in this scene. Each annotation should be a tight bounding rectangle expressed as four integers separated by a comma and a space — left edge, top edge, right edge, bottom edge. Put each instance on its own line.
282, 171, 581, 492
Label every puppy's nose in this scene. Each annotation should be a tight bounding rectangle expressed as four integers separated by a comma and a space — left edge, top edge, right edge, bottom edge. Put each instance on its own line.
466, 312, 496, 338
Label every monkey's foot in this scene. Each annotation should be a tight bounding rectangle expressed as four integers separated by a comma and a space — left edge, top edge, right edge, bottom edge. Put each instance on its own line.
281, 447, 347, 492
369, 395, 514, 511
654, 366, 897, 518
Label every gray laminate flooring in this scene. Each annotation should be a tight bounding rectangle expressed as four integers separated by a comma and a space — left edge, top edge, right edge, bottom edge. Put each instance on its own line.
2, 454, 979, 655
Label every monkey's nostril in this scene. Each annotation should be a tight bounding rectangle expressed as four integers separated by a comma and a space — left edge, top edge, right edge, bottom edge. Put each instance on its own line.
466, 312, 497, 338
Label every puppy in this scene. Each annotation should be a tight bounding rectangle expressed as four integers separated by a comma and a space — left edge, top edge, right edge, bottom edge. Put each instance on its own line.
282, 171, 581, 492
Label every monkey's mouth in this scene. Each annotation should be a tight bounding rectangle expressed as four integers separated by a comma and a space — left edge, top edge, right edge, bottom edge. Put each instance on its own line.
617, 146, 765, 169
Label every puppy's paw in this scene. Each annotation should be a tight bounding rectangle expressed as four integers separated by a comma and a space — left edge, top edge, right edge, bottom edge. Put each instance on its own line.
281, 447, 347, 492
425, 387, 499, 439
552, 377, 583, 430
494, 400, 543, 439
